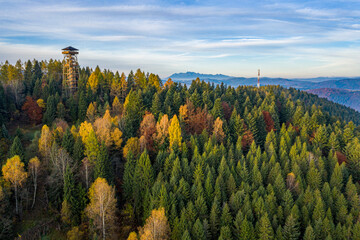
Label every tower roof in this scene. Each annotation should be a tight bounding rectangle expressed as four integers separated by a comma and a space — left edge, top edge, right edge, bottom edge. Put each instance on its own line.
62, 46, 78, 51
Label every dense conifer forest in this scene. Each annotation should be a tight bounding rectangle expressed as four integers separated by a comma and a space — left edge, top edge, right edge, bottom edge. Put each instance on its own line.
1, 59, 360, 239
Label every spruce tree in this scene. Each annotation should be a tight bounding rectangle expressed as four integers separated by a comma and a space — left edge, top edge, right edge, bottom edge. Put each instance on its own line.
192, 218, 206, 240
9, 136, 24, 160
43, 95, 56, 125
78, 91, 87, 122
62, 128, 74, 155
283, 214, 300, 240
94, 141, 112, 184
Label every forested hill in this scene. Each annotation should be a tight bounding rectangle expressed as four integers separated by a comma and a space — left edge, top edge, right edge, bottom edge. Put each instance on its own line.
1, 59, 360, 239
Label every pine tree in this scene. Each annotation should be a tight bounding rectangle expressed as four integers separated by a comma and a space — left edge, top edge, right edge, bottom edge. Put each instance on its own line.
78, 91, 87, 122
73, 137, 84, 165
258, 214, 274, 240
219, 226, 232, 240
151, 93, 162, 119
212, 98, 223, 119
283, 214, 300, 240
62, 128, 74, 155
304, 225, 315, 240
123, 90, 143, 138
9, 136, 24, 160
181, 230, 191, 240
192, 218, 206, 240
43, 95, 57, 124
94, 142, 112, 184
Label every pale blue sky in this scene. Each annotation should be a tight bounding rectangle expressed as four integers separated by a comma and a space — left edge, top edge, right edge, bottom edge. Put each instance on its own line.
0, 0, 359, 78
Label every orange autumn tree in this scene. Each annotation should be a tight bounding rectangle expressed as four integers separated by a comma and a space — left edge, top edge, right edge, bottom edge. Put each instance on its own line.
139, 207, 170, 240
163, 78, 174, 88
2, 155, 28, 214
22, 96, 43, 124
86, 178, 117, 240
155, 114, 169, 150
213, 117, 225, 143
140, 112, 156, 153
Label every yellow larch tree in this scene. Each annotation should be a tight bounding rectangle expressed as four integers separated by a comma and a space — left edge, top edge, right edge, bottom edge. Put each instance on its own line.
87, 71, 99, 92
86, 178, 117, 240
112, 96, 122, 116
155, 114, 169, 149
38, 124, 53, 160
2, 155, 28, 214
213, 117, 225, 143
86, 102, 97, 122
169, 115, 182, 149
123, 137, 140, 159
127, 232, 138, 240
111, 128, 123, 150
139, 207, 170, 240
94, 110, 112, 148
79, 121, 94, 143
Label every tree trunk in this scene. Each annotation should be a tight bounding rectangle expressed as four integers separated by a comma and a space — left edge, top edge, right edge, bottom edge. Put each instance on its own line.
85, 165, 89, 189
102, 212, 106, 240
32, 168, 37, 208
32, 181, 37, 208
15, 184, 18, 215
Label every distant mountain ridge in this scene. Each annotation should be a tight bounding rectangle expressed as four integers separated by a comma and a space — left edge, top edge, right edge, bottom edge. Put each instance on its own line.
168, 72, 360, 112
307, 88, 360, 112
168, 72, 360, 90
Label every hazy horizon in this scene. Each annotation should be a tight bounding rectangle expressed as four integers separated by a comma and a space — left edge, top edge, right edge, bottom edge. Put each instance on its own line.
1, 0, 360, 78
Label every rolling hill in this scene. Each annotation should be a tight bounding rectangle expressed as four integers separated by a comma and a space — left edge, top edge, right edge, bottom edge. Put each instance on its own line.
307, 88, 360, 112
168, 72, 360, 112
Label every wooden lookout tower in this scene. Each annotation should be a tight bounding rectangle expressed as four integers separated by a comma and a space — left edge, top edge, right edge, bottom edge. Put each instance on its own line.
62, 46, 79, 95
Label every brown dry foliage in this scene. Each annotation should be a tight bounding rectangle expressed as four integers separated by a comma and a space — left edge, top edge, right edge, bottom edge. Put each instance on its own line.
21, 96, 43, 124
262, 111, 275, 132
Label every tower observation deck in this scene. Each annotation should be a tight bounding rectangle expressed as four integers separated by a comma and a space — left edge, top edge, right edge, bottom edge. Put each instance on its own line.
62, 46, 79, 95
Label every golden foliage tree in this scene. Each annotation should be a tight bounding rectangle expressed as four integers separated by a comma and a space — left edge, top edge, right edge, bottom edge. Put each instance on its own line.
123, 137, 140, 159
79, 121, 94, 143
112, 96, 122, 116
155, 114, 169, 149
67, 226, 84, 240
111, 128, 123, 150
169, 115, 182, 149
86, 178, 117, 240
213, 117, 225, 143
148, 73, 161, 90
36, 98, 45, 109
79, 121, 99, 163
94, 110, 112, 148
87, 71, 99, 92
127, 232, 138, 240
139, 207, 170, 240
2, 155, 28, 214
38, 124, 53, 160
163, 78, 174, 88
86, 102, 97, 122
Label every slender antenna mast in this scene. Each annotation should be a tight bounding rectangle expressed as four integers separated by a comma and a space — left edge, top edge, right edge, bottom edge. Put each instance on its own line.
257, 69, 260, 88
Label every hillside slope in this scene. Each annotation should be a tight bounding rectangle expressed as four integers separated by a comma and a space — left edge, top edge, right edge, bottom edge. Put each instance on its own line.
307, 88, 360, 112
